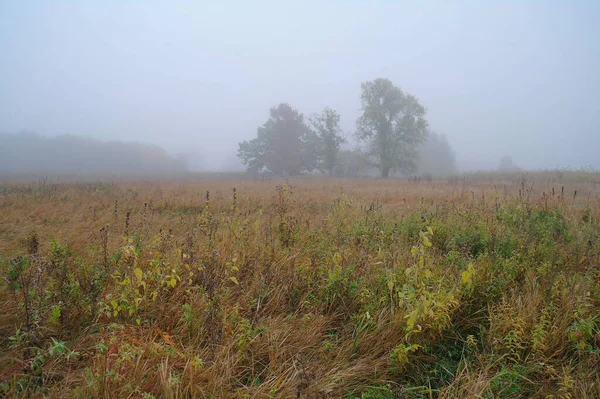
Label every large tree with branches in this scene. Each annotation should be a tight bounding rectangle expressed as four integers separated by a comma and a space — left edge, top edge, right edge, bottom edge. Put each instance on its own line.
356, 78, 429, 177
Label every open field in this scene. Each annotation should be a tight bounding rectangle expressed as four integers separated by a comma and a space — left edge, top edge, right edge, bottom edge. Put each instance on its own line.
1, 173, 599, 398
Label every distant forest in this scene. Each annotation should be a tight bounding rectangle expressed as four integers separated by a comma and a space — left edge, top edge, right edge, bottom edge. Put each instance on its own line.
0, 133, 188, 176
0, 130, 458, 178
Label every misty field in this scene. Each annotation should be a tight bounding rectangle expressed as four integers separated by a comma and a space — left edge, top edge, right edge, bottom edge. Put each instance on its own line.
1, 174, 599, 398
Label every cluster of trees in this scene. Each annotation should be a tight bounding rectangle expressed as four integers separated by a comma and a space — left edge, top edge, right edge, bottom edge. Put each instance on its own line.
0, 133, 188, 176
237, 104, 344, 176
238, 78, 456, 178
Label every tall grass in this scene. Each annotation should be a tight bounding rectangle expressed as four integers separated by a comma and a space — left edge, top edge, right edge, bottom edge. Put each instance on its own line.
0, 174, 599, 398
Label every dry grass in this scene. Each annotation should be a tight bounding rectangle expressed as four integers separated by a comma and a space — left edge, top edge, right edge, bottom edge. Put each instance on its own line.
0, 173, 599, 398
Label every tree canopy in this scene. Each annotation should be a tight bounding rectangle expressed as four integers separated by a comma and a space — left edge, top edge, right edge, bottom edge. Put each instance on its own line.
356, 78, 429, 177
309, 107, 345, 176
498, 155, 521, 172
237, 103, 316, 175
416, 132, 457, 176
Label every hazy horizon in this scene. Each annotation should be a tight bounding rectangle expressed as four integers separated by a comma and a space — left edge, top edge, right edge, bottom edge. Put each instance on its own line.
1, 1, 599, 172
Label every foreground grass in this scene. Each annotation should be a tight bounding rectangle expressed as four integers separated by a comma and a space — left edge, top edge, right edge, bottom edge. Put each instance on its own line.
0, 175, 599, 398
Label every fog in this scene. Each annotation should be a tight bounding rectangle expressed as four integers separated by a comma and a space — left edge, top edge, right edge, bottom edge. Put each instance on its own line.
1, 1, 599, 173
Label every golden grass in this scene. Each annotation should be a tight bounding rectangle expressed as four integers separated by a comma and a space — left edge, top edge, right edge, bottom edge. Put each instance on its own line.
0, 173, 599, 398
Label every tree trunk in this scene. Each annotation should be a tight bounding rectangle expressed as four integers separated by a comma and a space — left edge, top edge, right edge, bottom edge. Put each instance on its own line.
381, 166, 390, 178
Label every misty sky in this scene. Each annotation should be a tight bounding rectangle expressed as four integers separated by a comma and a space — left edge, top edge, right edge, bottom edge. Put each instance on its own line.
1, 1, 599, 171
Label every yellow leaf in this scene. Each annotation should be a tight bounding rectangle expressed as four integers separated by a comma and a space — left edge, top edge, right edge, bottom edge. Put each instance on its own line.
167, 278, 177, 288
272, 374, 285, 394
231, 266, 239, 272
461, 271, 472, 285
134, 268, 143, 282
230, 276, 239, 285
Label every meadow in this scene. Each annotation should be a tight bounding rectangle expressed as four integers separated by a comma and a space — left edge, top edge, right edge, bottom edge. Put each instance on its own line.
1, 173, 599, 398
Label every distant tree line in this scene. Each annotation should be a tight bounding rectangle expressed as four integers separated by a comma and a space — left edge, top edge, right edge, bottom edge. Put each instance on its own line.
0, 132, 188, 176
238, 78, 456, 178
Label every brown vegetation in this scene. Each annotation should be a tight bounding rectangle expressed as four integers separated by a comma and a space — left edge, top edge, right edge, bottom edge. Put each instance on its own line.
1, 173, 599, 398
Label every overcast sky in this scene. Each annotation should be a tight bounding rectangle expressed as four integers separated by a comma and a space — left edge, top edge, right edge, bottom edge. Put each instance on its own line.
1, 1, 599, 171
